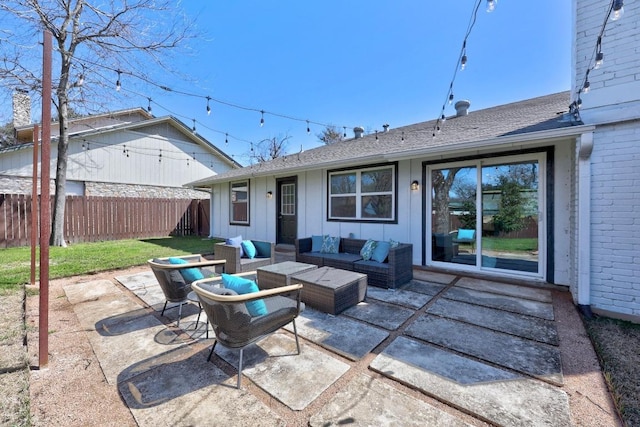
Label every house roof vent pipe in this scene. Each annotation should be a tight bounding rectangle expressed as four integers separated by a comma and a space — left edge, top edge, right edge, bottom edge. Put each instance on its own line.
354, 126, 365, 139
454, 100, 471, 117
382, 124, 390, 132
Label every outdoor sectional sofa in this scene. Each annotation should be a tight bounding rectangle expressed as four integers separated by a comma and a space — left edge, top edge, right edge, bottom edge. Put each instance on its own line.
295, 237, 413, 289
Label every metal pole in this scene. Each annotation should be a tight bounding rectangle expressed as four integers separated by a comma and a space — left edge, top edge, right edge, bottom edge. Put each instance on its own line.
39, 30, 52, 368
31, 124, 39, 285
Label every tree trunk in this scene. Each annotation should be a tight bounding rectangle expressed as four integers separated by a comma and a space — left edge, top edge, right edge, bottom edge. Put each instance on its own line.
432, 168, 459, 234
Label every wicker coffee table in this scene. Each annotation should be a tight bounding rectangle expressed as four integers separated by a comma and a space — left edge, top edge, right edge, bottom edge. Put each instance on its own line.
291, 266, 367, 315
256, 261, 318, 290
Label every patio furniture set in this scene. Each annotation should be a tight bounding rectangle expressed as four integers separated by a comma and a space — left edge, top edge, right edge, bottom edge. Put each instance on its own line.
147, 238, 413, 388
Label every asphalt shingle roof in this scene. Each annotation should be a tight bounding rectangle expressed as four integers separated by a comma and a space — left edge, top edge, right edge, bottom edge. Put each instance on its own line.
190, 91, 580, 186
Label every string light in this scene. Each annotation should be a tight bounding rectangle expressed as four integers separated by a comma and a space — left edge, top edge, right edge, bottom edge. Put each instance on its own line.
401, 131, 405, 142
611, 0, 624, 21
375, 130, 378, 141
343, 126, 347, 138
192, 119, 196, 133
594, 37, 604, 69
260, 110, 264, 127
206, 96, 211, 115
147, 97, 152, 112
115, 70, 121, 91
306, 120, 310, 134
225, 133, 229, 145
159, 149, 162, 162
460, 41, 468, 71
486, 0, 496, 13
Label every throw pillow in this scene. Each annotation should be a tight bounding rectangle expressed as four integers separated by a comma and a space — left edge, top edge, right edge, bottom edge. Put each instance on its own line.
360, 239, 377, 261
252, 240, 271, 258
389, 239, 399, 248
371, 241, 391, 263
457, 229, 475, 240
226, 235, 244, 258
241, 240, 257, 259
168, 257, 205, 283
311, 235, 325, 252
221, 273, 268, 317
321, 235, 340, 254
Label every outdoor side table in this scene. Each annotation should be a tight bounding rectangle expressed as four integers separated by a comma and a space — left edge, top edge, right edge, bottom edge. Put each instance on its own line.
291, 266, 367, 315
256, 261, 318, 290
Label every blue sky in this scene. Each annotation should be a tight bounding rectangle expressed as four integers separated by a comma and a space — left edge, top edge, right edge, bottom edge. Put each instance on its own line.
6, 1, 573, 166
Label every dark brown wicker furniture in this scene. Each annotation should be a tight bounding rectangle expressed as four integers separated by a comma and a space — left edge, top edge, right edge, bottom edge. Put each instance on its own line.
291, 266, 367, 315
256, 261, 318, 289
295, 237, 413, 289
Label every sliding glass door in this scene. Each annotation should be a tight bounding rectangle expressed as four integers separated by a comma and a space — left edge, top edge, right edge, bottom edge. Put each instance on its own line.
429, 154, 544, 277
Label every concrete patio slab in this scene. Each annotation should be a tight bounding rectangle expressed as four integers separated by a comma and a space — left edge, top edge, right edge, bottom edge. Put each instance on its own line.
412, 270, 456, 284
455, 277, 553, 303
342, 299, 415, 330
443, 286, 555, 320
365, 286, 434, 309
287, 308, 388, 360
371, 336, 571, 427
401, 279, 447, 296
213, 333, 350, 410
427, 298, 559, 345
405, 314, 563, 385
116, 271, 173, 310
118, 347, 286, 427
309, 373, 473, 427
64, 279, 122, 304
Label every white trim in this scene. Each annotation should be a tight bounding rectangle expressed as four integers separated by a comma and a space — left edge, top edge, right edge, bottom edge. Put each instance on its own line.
577, 132, 594, 306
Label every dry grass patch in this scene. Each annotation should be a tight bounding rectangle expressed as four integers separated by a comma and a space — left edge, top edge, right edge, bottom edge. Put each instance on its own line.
586, 316, 640, 427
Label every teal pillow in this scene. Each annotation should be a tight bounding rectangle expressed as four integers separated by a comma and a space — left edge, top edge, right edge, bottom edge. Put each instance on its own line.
360, 239, 377, 261
389, 239, 399, 248
457, 229, 475, 240
221, 273, 268, 316
241, 240, 257, 259
371, 241, 391, 263
252, 240, 271, 258
168, 257, 204, 283
311, 235, 325, 252
321, 235, 340, 254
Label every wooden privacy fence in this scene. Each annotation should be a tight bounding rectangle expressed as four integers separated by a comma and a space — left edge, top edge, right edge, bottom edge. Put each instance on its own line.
0, 194, 210, 248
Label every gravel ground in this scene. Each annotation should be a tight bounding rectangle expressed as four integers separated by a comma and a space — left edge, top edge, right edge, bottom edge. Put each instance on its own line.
13, 266, 624, 426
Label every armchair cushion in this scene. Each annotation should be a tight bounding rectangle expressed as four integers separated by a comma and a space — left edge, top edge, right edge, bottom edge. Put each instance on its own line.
222, 273, 268, 317
252, 240, 272, 258
456, 229, 475, 240
168, 256, 205, 283
371, 241, 391, 263
226, 235, 244, 257
151, 258, 188, 289
241, 240, 257, 259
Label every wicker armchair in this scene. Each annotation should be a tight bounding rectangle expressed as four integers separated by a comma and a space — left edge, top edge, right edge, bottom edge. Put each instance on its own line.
191, 276, 303, 388
214, 240, 275, 274
147, 255, 226, 326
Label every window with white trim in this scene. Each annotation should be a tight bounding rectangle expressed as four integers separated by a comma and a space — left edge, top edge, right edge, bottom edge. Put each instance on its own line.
328, 164, 396, 221
230, 180, 249, 225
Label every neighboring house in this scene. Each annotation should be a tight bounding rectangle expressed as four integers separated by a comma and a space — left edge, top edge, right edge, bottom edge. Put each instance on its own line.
189, 0, 639, 322
0, 106, 240, 198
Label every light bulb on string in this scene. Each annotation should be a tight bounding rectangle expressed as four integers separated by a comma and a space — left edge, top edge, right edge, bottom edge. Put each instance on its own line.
594, 37, 604, 69
206, 96, 211, 115
375, 130, 378, 141
611, 0, 624, 21
115, 70, 121, 91
582, 80, 591, 94
192, 119, 196, 133
343, 126, 347, 138
225, 133, 229, 145
260, 110, 265, 127
147, 98, 152, 112
441, 113, 446, 123
460, 54, 467, 71
306, 120, 310, 134
449, 93, 454, 105
486, 0, 496, 13
401, 131, 405, 142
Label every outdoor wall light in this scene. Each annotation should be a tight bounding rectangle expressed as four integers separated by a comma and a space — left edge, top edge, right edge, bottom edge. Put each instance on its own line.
266, 191, 273, 199
411, 180, 419, 191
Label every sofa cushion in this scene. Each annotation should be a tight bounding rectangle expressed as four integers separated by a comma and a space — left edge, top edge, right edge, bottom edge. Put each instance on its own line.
311, 235, 325, 252
168, 257, 205, 283
222, 273, 268, 317
321, 235, 340, 254
360, 239, 377, 261
371, 241, 391, 263
226, 235, 244, 257
252, 240, 272, 258
457, 229, 475, 240
241, 240, 257, 259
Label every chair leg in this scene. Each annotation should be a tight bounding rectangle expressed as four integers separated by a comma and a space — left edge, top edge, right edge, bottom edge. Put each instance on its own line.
207, 341, 218, 362
237, 348, 244, 389
292, 319, 300, 354
161, 301, 168, 317
177, 302, 183, 327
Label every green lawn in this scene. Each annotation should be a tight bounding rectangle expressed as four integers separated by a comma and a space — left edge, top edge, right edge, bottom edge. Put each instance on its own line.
0, 236, 220, 292
481, 237, 538, 252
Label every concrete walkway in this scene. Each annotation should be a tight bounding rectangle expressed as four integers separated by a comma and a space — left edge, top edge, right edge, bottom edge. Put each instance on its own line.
59, 266, 615, 426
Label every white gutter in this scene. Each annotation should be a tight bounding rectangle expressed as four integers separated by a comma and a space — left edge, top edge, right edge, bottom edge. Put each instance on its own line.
577, 131, 594, 317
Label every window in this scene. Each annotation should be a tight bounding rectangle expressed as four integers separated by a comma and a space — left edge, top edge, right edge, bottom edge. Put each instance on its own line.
328, 164, 396, 222
230, 180, 249, 225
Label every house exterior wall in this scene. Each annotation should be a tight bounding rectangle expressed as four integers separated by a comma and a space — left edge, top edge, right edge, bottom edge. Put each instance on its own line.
589, 122, 640, 318
0, 129, 231, 191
